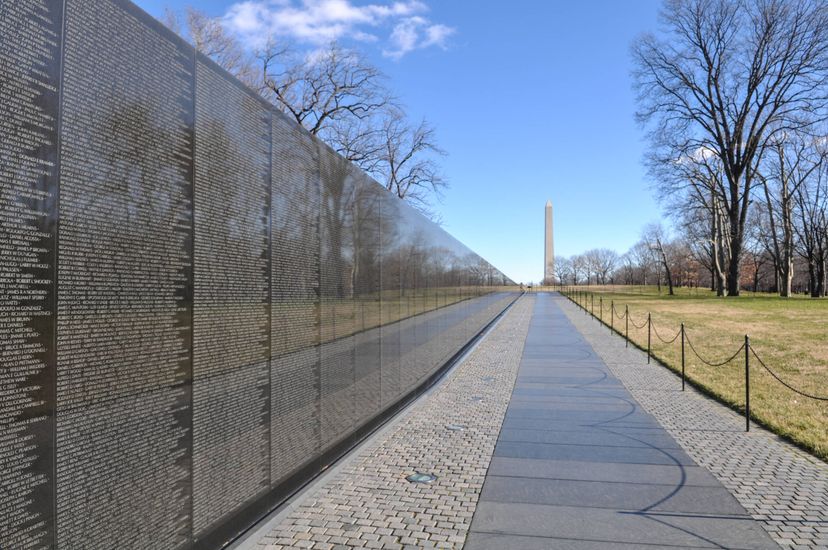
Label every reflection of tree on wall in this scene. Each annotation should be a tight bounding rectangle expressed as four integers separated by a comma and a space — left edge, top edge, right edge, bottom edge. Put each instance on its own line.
318, 140, 355, 299
105, 103, 185, 234
350, 178, 382, 299
196, 116, 264, 277
270, 120, 321, 353
398, 232, 428, 296
58, 97, 191, 406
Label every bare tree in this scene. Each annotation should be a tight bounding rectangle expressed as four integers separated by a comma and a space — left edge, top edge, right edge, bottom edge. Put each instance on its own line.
378, 109, 447, 211
581, 250, 599, 285
257, 41, 447, 211
758, 133, 827, 296
162, 7, 255, 85
633, 0, 828, 296
629, 240, 658, 286
571, 254, 588, 285
553, 255, 571, 285
656, 150, 731, 294
619, 252, 637, 285
643, 223, 675, 295
793, 160, 828, 296
258, 41, 391, 140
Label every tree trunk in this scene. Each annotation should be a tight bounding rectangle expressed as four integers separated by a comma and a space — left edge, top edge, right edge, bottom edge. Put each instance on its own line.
712, 198, 728, 296
726, 235, 742, 296
781, 255, 793, 297
781, 188, 794, 297
809, 260, 819, 297
753, 260, 760, 293
710, 265, 716, 291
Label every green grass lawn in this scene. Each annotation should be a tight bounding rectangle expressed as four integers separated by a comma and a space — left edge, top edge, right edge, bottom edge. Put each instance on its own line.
561, 285, 828, 462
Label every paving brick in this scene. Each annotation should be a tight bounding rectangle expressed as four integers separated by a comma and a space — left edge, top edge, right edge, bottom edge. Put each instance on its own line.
253, 298, 533, 549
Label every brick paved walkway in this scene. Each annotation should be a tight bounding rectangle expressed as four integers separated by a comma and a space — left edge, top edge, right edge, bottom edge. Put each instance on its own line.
252, 295, 534, 549
559, 294, 828, 549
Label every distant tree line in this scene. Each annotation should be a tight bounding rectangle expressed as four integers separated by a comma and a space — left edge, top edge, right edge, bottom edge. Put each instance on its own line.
162, 7, 446, 215
555, 216, 826, 296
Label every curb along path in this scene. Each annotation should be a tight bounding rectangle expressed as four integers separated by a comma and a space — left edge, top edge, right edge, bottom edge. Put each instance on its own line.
559, 294, 828, 549
254, 295, 534, 549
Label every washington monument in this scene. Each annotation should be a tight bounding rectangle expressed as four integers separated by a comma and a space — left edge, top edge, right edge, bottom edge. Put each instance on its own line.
544, 200, 554, 283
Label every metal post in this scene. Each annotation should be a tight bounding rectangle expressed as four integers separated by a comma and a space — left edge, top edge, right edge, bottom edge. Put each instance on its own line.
647, 313, 651, 364
591, 293, 594, 318
625, 305, 629, 348
681, 323, 685, 391
599, 297, 603, 325
745, 335, 750, 432
610, 301, 614, 334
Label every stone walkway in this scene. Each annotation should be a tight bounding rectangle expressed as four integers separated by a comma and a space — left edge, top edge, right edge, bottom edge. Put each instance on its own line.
253, 295, 534, 549
559, 294, 828, 549
466, 293, 777, 549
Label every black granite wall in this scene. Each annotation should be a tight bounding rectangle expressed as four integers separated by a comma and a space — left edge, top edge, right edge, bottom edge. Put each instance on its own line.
0, 0, 515, 548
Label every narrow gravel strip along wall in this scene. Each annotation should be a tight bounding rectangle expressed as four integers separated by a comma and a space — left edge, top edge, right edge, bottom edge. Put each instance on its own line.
256, 295, 534, 549
559, 295, 828, 549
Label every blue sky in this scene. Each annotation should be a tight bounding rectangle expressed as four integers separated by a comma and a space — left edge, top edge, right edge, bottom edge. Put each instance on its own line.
134, 0, 663, 283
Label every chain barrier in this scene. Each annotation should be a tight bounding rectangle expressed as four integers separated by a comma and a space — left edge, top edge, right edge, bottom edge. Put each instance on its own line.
750, 348, 828, 401
651, 321, 681, 344
684, 331, 745, 367
560, 290, 826, 440
629, 314, 648, 330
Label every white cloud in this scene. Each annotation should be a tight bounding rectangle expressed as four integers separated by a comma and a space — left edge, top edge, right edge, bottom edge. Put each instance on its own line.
423, 23, 454, 48
383, 16, 455, 59
223, 0, 454, 58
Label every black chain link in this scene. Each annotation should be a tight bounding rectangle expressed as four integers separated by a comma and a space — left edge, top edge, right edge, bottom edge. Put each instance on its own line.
685, 331, 744, 367
651, 322, 681, 344
750, 348, 828, 401
629, 314, 648, 329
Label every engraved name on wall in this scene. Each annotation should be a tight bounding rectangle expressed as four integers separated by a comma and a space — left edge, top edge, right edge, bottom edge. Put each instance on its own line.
192, 58, 271, 535
0, 0, 61, 548
56, 0, 194, 547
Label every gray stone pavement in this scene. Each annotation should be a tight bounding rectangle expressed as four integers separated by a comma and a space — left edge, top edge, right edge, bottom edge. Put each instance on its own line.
252, 295, 534, 549
558, 293, 828, 549
466, 292, 778, 549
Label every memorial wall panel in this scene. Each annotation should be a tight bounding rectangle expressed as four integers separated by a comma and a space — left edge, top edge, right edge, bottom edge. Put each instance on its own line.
0, 1, 61, 548
270, 115, 321, 484
351, 173, 382, 423
319, 149, 357, 444
192, 57, 272, 535
0, 0, 516, 547
56, 0, 193, 547
379, 193, 402, 406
